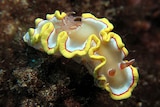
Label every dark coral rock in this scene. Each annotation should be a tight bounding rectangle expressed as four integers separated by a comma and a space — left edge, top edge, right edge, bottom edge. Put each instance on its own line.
38, 85, 57, 102
13, 68, 43, 93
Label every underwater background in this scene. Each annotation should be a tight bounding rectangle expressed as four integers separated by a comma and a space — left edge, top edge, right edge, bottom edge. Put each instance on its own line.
0, 0, 160, 107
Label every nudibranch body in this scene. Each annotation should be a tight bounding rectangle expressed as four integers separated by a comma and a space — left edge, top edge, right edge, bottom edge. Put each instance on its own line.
23, 10, 138, 100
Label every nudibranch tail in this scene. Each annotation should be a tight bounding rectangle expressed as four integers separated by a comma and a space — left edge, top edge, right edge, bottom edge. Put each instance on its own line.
23, 10, 138, 100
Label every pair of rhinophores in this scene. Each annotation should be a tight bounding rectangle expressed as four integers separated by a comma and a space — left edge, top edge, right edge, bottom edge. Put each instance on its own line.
23, 10, 138, 100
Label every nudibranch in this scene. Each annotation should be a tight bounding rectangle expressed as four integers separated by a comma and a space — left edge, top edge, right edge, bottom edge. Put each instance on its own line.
23, 10, 138, 100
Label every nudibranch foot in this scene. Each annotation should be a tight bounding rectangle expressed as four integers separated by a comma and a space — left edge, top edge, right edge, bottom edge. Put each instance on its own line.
23, 10, 139, 100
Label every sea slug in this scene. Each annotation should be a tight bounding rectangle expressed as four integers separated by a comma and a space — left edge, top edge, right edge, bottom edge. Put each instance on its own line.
23, 10, 138, 100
